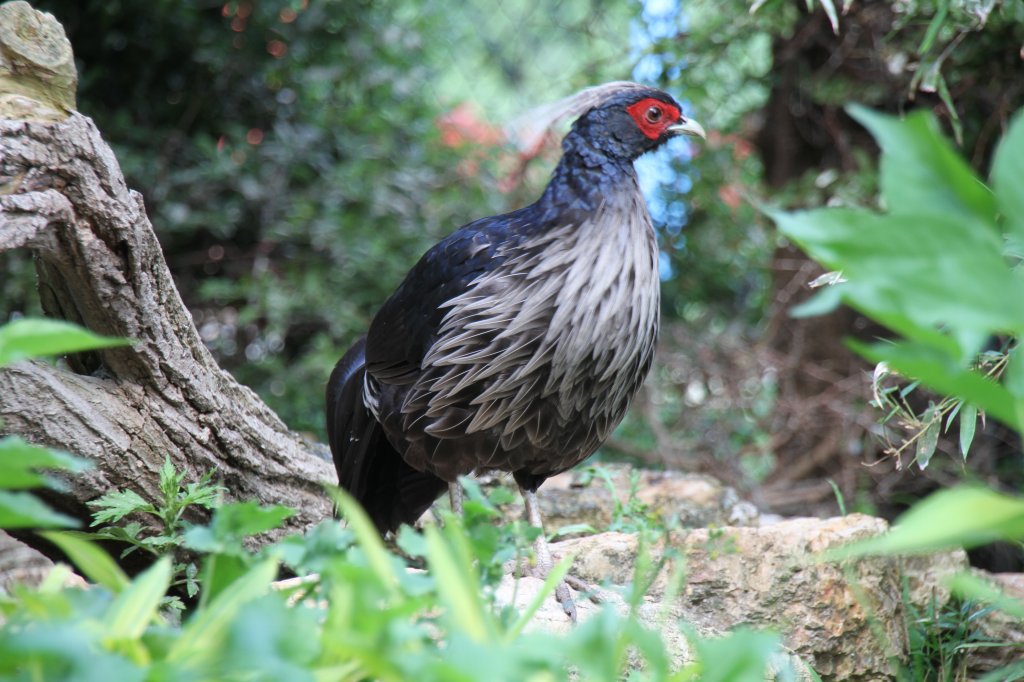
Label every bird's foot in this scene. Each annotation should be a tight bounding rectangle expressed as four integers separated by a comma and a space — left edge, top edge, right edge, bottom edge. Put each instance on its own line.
563, 573, 603, 602
554, 578, 577, 622
509, 556, 603, 623
516, 486, 602, 622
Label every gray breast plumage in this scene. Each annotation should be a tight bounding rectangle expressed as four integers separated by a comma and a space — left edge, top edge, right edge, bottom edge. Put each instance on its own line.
371, 189, 660, 481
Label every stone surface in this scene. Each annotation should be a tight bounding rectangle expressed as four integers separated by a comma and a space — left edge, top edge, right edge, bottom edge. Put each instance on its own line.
487, 469, 992, 680
547, 515, 910, 681
900, 549, 969, 611
967, 571, 1024, 674
494, 574, 816, 681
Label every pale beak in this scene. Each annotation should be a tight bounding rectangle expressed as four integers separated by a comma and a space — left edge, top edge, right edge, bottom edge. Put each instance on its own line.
667, 117, 706, 140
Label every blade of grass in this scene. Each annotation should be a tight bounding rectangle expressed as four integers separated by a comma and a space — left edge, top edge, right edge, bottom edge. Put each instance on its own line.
327, 485, 400, 598
40, 530, 130, 592
424, 522, 492, 643
104, 556, 172, 640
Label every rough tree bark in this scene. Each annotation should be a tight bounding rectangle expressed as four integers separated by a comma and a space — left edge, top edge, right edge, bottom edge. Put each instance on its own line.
0, 2, 335, 548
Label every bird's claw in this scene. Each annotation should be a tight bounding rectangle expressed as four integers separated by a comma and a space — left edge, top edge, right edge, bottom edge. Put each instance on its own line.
555, 580, 577, 622
563, 574, 603, 604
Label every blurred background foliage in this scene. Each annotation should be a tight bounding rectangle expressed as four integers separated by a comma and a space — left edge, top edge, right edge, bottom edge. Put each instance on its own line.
6, 0, 1023, 566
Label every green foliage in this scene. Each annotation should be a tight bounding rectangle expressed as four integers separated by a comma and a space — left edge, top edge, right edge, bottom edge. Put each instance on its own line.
677, 628, 787, 682
39, 530, 131, 593
451, 477, 541, 586
86, 458, 296, 607
903, 594, 985, 682
773, 107, 1024, 679
830, 487, 1024, 559
90, 456, 224, 533
901, 574, 1024, 682
870, 362, 994, 467
0, 318, 129, 367
947, 571, 1024, 620
826, 478, 847, 516
87, 456, 224, 596
584, 466, 663, 535
0, 437, 88, 529
771, 107, 1024, 465
0, 459, 801, 680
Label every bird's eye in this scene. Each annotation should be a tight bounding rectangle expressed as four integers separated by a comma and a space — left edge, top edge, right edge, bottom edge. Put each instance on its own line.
645, 106, 663, 123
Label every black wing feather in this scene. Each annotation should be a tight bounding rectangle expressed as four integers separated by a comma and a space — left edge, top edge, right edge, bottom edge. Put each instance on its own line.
326, 337, 446, 533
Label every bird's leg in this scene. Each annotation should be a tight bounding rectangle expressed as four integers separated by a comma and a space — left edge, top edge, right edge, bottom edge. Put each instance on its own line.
449, 480, 463, 516
521, 486, 577, 622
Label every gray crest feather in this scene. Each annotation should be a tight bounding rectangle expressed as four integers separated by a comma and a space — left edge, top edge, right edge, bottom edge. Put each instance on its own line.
506, 81, 654, 153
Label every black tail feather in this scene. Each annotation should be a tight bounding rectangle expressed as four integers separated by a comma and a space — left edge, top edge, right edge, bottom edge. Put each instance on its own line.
326, 337, 446, 534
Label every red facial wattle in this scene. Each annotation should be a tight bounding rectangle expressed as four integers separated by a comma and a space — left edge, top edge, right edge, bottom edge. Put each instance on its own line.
626, 98, 682, 140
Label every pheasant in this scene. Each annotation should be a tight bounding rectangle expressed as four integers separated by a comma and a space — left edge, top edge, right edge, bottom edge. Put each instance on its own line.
326, 82, 705, 618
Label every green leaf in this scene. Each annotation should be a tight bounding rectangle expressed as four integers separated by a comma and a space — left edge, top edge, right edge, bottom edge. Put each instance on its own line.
959, 404, 978, 459
918, 0, 948, 54
183, 502, 294, 567
827, 487, 1024, 558
395, 524, 428, 558
826, 478, 847, 516
788, 285, 842, 318
915, 405, 940, 470
158, 456, 184, 505
846, 106, 996, 225
211, 501, 295, 539
37, 563, 75, 593
0, 318, 130, 367
991, 96, 1024, 249
212, 595, 322, 677
934, 72, 963, 146
197, 553, 250, 608
773, 207, 1024, 342
549, 523, 597, 539
327, 486, 400, 598
0, 624, 146, 682
944, 400, 963, 432
0, 490, 81, 528
1006, 345, 1024, 430
167, 557, 279, 665
88, 489, 154, 526
40, 530, 130, 592
104, 556, 172, 641
180, 474, 225, 510
0, 437, 90, 490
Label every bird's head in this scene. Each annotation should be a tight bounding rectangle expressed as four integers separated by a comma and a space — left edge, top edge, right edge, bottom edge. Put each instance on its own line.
572, 83, 706, 160
509, 82, 706, 163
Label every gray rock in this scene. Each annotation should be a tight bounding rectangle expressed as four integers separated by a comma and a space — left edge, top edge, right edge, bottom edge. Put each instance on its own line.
549, 515, 907, 680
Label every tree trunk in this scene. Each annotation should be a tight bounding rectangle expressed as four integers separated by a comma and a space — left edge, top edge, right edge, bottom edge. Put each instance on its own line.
0, 2, 335, 549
